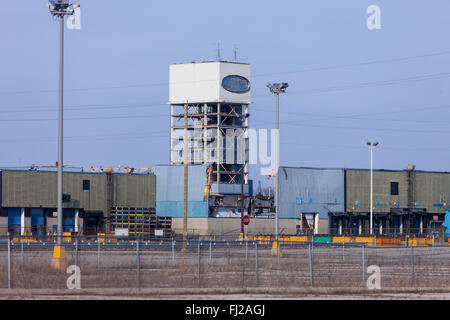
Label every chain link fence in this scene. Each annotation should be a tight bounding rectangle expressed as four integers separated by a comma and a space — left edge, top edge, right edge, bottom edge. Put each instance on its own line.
0, 235, 449, 290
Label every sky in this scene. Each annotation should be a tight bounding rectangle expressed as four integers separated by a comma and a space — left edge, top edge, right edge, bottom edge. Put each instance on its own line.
1, 0, 450, 187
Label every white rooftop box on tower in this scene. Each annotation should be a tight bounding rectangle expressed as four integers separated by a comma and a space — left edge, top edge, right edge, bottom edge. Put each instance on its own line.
169, 61, 251, 104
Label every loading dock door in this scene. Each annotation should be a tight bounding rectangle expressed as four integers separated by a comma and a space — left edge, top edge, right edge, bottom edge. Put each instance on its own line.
7, 208, 21, 235
63, 209, 75, 232
31, 208, 45, 239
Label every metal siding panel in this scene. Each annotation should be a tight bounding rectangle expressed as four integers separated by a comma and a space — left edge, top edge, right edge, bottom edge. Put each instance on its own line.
154, 165, 208, 202
414, 172, 450, 214
346, 170, 408, 213
113, 174, 156, 209
278, 167, 345, 219
156, 201, 209, 218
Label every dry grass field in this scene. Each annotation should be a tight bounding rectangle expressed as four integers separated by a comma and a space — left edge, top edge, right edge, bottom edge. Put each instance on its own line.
0, 242, 449, 299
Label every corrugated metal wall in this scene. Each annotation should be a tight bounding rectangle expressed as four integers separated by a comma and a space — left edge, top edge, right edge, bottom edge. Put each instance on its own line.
346, 170, 409, 213
153, 165, 209, 217
1, 171, 156, 218
278, 167, 345, 219
1, 171, 107, 212
414, 172, 450, 214
113, 174, 156, 208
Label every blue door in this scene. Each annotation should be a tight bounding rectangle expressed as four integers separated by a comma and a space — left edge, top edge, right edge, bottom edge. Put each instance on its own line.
8, 208, 21, 235
31, 208, 45, 238
63, 209, 75, 232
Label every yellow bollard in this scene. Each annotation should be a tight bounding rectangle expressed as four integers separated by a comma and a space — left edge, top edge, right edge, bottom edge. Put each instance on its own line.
50, 245, 67, 270
270, 241, 283, 257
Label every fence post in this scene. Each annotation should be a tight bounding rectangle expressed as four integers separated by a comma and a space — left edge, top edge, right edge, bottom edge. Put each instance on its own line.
308, 243, 313, 288
342, 235, 345, 261
245, 239, 248, 262
362, 245, 365, 283
197, 241, 201, 288
137, 236, 141, 289
255, 242, 259, 287
7, 235, 11, 289
172, 239, 175, 267
97, 237, 101, 268
21, 240, 24, 266
432, 235, 435, 260
411, 245, 415, 286
209, 238, 212, 265
75, 237, 78, 267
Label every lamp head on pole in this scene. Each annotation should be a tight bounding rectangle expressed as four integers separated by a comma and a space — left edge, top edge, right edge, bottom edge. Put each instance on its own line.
267, 82, 289, 94
46, 0, 79, 16
367, 141, 380, 148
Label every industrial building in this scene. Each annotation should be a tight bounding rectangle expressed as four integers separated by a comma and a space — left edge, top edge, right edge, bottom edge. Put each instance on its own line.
169, 61, 251, 218
278, 166, 450, 237
0, 169, 156, 237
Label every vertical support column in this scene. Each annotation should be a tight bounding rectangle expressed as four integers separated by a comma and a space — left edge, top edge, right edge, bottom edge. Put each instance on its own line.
358, 217, 362, 235
183, 104, 188, 248
419, 216, 423, 235
314, 214, 319, 235
217, 103, 221, 193
74, 209, 79, 233
400, 216, 403, 235
338, 218, 343, 235
379, 218, 383, 235
20, 208, 25, 236
203, 103, 208, 164
170, 104, 174, 164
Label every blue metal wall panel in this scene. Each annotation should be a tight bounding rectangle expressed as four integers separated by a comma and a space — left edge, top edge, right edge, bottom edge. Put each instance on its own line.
278, 167, 345, 219
445, 209, 450, 237
153, 165, 208, 202
210, 184, 249, 195
0, 171, 2, 207
31, 208, 44, 225
8, 208, 21, 225
156, 201, 209, 218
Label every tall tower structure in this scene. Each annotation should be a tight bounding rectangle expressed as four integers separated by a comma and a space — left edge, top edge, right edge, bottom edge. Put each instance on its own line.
169, 61, 251, 216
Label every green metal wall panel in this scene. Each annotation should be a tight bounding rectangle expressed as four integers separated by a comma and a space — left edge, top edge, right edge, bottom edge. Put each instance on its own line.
1, 171, 156, 218
345, 169, 450, 214
345, 170, 408, 213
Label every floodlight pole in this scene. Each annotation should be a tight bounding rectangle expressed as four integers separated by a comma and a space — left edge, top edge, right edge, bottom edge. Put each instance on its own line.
367, 142, 379, 236
56, 13, 64, 247
370, 145, 373, 236
275, 91, 279, 251
267, 83, 288, 257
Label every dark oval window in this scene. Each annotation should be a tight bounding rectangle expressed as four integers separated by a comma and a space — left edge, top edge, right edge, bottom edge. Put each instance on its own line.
222, 75, 250, 94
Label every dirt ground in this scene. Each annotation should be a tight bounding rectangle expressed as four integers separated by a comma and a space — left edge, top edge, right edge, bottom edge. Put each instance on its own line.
1, 288, 450, 300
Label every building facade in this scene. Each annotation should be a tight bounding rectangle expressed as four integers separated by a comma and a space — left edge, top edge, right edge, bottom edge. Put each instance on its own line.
278, 166, 449, 236
0, 170, 156, 237
169, 61, 251, 217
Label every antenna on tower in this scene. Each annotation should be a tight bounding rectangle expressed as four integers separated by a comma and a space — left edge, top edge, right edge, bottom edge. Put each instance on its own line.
233, 45, 238, 62
216, 42, 222, 61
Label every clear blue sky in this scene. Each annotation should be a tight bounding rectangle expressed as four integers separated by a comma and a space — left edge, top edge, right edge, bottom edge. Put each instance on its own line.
1, 0, 450, 187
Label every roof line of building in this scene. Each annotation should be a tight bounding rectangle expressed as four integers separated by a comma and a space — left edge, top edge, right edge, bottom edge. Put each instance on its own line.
279, 166, 450, 174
